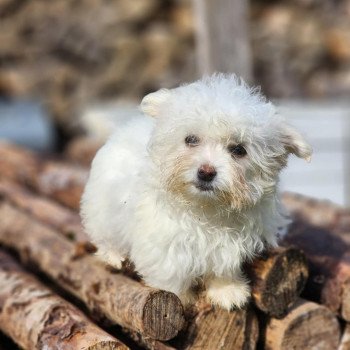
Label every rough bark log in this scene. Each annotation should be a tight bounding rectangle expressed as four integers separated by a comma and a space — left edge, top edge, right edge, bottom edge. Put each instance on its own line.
0, 201, 185, 341
282, 192, 343, 230
264, 299, 340, 350
246, 246, 308, 318
170, 299, 258, 350
0, 249, 128, 350
65, 136, 103, 167
0, 141, 88, 210
283, 219, 350, 321
0, 179, 89, 243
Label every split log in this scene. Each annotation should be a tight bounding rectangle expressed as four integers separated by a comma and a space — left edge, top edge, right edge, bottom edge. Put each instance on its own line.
0, 201, 185, 341
283, 219, 350, 321
264, 299, 340, 350
170, 300, 258, 350
246, 246, 308, 318
0, 142, 88, 210
0, 249, 128, 350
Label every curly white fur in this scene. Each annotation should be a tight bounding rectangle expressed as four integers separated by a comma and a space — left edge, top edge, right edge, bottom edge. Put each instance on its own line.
81, 74, 312, 309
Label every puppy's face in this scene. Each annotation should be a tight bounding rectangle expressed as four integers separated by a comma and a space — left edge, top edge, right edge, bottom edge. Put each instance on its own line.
142, 76, 312, 210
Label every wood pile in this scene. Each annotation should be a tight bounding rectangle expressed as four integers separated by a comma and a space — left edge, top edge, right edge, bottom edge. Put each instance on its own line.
2, 0, 350, 134
0, 139, 347, 349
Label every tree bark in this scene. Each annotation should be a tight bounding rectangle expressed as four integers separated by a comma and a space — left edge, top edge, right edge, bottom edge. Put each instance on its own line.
0, 201, 185, 341
263, 299, 340, 350
283, 219, 350, 321
0, 141, 88, 210
171, 299, 258, 350
0, 179, 89, 243
246, 246, 308, 318
0, 249, 128, 350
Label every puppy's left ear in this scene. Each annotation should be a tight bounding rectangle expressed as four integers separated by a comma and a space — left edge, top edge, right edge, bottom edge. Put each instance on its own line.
279, 123, 312, 162
140, 89, 171, 118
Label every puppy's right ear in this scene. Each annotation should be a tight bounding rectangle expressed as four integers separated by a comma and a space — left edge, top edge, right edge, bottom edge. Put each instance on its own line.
141, 89, 171, 118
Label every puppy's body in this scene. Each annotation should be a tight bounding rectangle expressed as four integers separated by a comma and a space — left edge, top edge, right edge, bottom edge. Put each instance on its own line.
81, 75, 311, 309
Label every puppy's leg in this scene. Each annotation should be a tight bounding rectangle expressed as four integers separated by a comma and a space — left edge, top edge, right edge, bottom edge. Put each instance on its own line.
206, 273, 251, 310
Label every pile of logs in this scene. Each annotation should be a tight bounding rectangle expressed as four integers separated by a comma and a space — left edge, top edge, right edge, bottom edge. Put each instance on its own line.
0, 139, 349, 349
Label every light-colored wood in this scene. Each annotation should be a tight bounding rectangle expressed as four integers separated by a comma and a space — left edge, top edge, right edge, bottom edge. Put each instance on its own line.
0, 250, 128, 350
192, 0, 252, 81
0, 201, 185, 341
265, 299, 340, 350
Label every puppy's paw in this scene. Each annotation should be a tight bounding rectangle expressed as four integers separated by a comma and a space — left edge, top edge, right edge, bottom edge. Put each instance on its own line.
179, 289, 198, 306
96, 250, 124, 269
206, 278, 251, 310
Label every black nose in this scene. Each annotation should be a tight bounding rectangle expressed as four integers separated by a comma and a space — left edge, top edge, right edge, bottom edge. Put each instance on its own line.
197, 164, 217, 182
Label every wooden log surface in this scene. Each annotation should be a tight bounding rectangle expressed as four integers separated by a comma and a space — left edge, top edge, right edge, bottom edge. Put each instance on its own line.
0, 179, 89, 243
283, 219, 350, 321
0, 141, 88, 210
0, 249, 128, 350
339, 323, 350, 350
0, 201, 185, 341
246, 246, 308, 318
264, 299, 340, 350
0, 143, 309, 320
170, 300, 258, 350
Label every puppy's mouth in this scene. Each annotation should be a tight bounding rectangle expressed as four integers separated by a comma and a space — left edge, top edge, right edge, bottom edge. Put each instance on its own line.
194, 182, 215, 192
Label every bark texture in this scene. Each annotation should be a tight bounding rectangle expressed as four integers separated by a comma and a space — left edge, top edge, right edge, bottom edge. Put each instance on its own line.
0, 179, 89, 242
284, 219, 350, 321
0, 249, 128, 350
0, 201, 185, 341
0, 142, 88, 210
171, 300, 258, 350
246, 246, 308, 318
264, 299, 340, 350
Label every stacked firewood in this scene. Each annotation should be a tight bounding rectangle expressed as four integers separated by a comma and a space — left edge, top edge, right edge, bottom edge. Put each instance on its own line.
0, 140, 348, 349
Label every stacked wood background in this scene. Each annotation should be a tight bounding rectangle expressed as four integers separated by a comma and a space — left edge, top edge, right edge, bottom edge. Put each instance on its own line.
1, 0, 350, 132
0, 139, 349, 349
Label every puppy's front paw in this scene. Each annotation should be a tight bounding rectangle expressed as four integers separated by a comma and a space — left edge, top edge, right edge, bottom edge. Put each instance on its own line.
96, 249, 124, 269
206, 277, 251, 310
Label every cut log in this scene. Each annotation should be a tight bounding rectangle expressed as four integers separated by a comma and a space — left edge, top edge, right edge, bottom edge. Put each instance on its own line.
264, 299, 340, 350
0, 201, 185, 341
282, 192, 342, 230
283, 219, 350, 321
0, 179, 89, 242
0, 141, 88, 210
246, 246, 308, 318
0, 249, 128, 350
171, 299, 258, 350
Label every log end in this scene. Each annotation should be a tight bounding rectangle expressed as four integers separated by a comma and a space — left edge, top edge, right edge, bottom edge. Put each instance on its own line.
143, 290, 185, 341
250, 247, 309, 318
265, 300, 341, 350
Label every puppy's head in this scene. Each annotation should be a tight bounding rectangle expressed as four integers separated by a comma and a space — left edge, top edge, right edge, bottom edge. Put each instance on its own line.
141, 74, 312, 210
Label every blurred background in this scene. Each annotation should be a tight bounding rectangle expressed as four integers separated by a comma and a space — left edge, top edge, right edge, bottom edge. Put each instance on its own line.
0, 0, 349, 205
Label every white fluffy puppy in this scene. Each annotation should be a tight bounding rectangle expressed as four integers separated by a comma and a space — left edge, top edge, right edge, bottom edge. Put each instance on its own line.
81, 74, 312, 310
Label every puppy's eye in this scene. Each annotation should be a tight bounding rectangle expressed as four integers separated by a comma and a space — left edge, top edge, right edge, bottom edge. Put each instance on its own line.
228, 144, 247, 158
185, 135, 200, 146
